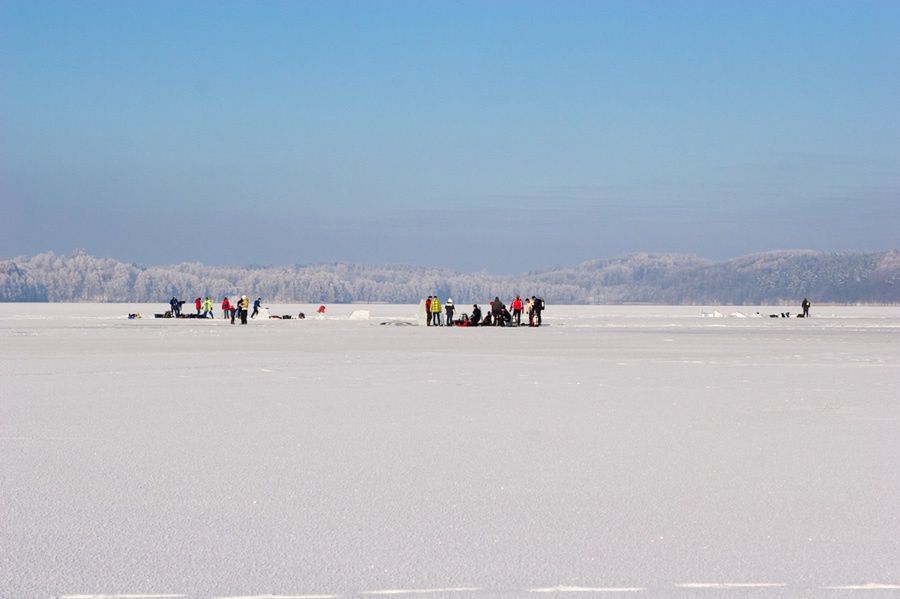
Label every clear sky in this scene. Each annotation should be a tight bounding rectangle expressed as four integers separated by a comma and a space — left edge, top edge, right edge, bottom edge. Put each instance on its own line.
2, 1, 898, 272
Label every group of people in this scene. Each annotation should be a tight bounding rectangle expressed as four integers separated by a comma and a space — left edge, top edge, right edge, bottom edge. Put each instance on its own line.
770, 298, 813, 319
169, 296, 262, 324
425, 295, 546, 327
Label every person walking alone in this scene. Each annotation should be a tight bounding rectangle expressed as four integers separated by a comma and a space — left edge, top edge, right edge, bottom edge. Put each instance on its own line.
251, 297, 261, 319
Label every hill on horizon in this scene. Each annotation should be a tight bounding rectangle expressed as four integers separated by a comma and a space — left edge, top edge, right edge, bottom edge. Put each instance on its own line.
1, 249, 898, 305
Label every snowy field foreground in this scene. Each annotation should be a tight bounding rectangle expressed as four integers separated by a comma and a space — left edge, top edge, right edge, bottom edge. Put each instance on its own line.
1, 303, 899, 599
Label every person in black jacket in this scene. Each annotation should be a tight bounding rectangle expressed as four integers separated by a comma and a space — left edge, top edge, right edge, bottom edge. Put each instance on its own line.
445, 298, 455, 327
490, 297, 504, 326
470, 304, 482, 326
169, 296, 184, 317
532, 296, 544, 326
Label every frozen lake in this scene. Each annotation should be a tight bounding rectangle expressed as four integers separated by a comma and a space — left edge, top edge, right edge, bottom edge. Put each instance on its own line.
2, 303, 899, 598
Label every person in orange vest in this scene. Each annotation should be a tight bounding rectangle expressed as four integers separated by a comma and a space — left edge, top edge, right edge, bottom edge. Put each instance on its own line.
511, 295, 524, 326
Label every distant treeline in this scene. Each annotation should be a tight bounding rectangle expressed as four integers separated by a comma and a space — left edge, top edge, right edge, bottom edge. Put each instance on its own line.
1, 250, 898, 304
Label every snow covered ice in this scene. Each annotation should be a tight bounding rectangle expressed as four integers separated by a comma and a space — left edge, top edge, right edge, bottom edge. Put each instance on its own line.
1, 304, 899, 599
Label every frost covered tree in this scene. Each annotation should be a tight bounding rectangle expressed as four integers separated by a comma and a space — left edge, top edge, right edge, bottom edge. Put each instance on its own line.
1, 250, 898, 304
0, 261, 48, 301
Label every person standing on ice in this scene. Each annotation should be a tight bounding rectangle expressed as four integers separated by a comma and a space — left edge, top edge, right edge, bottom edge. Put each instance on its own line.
202, 297, 214, 318
531, 295, 545, 326
431, 295, 442, 326
445, 298, 455, 326
425, 296, 433, 326
511, 295, 523, 326
238, 296, 249, 324
801, 298, 811, 318
194, 297, 202, 316
251, 297, 261, 319
169, 296, 179, 317
490, 297, 504, 326
221, 297, 231, 320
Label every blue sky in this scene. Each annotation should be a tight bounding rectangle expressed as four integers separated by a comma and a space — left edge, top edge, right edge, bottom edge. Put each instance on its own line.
2, 1, 898, 272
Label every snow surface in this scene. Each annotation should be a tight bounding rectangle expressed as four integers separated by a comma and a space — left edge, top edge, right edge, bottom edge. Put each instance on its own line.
1, 303, 899, 599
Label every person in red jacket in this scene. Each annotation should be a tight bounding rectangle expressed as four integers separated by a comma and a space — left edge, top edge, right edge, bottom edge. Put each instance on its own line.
194, 297, 202, 316
221, 297, 231, 320
511, 295, 524, 326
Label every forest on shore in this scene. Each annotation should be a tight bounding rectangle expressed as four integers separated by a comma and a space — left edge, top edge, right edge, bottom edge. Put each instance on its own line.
2, 249, 898, 304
